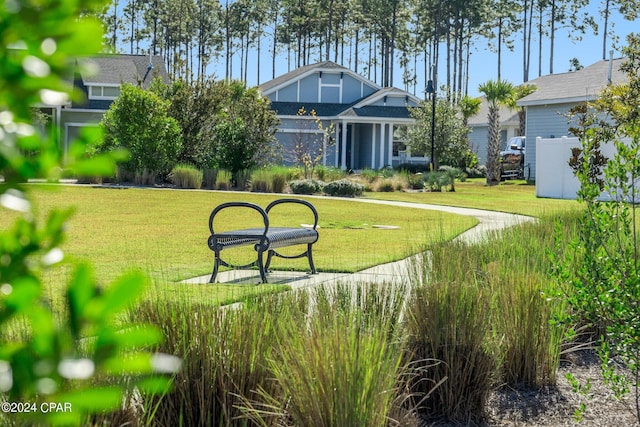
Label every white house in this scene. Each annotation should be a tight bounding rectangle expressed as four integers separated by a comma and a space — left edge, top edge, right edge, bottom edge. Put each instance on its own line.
259, 61, 422, 170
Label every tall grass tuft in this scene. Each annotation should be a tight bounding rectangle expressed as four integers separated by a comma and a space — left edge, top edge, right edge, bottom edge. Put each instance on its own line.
216, 169, 232, 190
489, 270, 566, 387
202, 168, 217, 189
168, 164, 203, 189
250, 168, 287, 193
315, 165, 347, 182
424, 215, 578, 389
134, 298, 283, 426
404, 280, 496, 423
241, 283, 411, 427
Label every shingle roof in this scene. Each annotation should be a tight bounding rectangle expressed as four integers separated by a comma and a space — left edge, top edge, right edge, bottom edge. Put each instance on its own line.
78, 54, 169, 88
343, 106, 412, 119
270, 101, 356, 117
517, 58, 627, 106
467, 96, 519, 126
259, 61, 373, 94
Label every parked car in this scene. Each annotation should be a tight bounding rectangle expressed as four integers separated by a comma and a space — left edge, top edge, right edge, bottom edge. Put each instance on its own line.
500, 136, 526, 179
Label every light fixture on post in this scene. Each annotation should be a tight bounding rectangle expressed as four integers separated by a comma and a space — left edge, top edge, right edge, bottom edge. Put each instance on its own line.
425, 76, 436, 172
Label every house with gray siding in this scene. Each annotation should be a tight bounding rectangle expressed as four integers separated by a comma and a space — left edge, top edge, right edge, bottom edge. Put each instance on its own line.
39, 54, 169, 161
259, 61, 422, 170
517, 57, 626, 180
467, 97, 520, 166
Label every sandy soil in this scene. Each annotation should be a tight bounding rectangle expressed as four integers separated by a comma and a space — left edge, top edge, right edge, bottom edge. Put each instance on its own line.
421, 350, 638, 427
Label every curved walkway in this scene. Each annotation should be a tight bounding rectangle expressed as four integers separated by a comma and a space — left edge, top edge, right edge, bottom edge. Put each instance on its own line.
183, 198, 534, 289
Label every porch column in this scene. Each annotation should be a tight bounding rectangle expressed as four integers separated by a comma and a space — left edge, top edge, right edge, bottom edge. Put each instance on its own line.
387, 123, 394, 168
333, 124, 339, 167
379, 123, 386, 169
340, 120, 348, 170
370, 124, 377, 168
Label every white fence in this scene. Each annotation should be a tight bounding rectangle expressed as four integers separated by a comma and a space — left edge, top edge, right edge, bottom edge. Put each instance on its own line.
535, 136, 624, 200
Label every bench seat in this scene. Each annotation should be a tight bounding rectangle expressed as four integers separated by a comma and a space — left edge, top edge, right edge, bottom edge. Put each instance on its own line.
207, 199, 319, 283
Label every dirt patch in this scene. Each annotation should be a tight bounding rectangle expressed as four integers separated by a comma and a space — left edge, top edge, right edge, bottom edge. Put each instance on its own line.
420, 350, 638, 426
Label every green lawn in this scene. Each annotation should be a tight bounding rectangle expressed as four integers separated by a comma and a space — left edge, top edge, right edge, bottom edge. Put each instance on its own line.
3, 181, 581, 307
7, 184, 476, 286
365, 179, 581, 217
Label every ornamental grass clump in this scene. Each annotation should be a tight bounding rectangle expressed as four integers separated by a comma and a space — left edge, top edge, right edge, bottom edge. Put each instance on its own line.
240, 283, 412, 427
202, 168, 217, 189
489, 270, 566, 387
251, 168, 287, 193
133, 297, 285, 426
404, 280, 496, 423
215, 169, 232, 190
168, 164, 203, 189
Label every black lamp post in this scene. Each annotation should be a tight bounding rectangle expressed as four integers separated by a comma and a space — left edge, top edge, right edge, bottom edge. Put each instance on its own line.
425, 77, 436, 172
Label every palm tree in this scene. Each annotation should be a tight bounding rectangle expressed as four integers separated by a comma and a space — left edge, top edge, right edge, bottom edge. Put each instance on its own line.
458, 95, 481, 128
478, 79, 514, 185
508, 83, 537, 137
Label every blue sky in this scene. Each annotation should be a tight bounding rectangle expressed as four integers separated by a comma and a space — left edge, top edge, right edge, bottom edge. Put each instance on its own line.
462, 3, 638, 97
215, 3, 637, 99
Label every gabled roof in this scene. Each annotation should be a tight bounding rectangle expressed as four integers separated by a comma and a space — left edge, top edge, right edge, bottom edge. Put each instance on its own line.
467, 96, 519, 127
269, 101, 357, 117
259, 60, 379, 95
343, 106, 413, 119
517, 58, 627, 106
261, 62, 418, 121
349, 86, 421, 109
78, 54, 169, 88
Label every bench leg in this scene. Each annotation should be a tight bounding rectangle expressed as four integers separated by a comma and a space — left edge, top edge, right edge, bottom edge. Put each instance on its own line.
257, 249, 268, 283
266, 245, 318, 275
307, 243, 317, 274
209, 252, 221, 283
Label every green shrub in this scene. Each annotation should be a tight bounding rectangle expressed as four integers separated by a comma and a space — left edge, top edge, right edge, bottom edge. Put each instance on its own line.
289, 179, 324, 194
424, 171, 448, 192
401, 171, 425, 190
323, 179, 364, 197
169, 164, 203, 189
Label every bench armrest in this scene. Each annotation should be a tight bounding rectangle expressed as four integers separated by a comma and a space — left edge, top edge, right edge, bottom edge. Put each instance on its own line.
265, 198, 318, 229
209, 201, 269, 236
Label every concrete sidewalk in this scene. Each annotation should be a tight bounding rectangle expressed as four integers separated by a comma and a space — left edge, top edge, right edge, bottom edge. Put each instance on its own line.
182, 199, 534, 289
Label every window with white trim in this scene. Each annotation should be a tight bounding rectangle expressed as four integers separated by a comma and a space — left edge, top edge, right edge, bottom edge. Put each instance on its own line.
88, 85, 120, 100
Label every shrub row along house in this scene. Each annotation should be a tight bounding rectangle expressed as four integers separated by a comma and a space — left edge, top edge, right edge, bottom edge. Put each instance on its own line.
41, 55, 423, 172
42, 53, 628, 188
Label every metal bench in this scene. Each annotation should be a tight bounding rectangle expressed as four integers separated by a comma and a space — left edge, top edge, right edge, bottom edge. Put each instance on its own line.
207, 198, 319, 283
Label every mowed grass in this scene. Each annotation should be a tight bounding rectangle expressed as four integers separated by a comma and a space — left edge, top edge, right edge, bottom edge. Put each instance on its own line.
365, 179, 580, 217
5, 185, 477, 288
